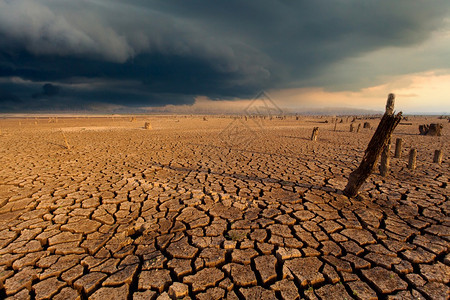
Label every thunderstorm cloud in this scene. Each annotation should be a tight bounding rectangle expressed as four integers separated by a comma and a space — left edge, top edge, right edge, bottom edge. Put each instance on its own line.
0, 0, 449, 111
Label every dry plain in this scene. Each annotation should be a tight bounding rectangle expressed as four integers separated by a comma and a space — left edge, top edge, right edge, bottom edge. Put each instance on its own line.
0, 115, 448, 300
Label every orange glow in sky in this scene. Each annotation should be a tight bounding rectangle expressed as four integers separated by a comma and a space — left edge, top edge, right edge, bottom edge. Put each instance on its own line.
270, 70, 450, 114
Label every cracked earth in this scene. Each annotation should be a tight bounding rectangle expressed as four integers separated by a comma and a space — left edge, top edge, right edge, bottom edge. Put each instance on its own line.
0, 116, 448, 299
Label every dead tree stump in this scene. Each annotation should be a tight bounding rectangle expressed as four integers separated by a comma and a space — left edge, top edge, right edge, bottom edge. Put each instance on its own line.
379, 139, 391, 177
419, 123, 443, 136
433, 150, 443, 164
428, 123, 442, 136
343, 94, 402, 197
311, 127, 319, 141
408, 149, 417, 170
419, 125, 426, 135
394, 138, 403, 158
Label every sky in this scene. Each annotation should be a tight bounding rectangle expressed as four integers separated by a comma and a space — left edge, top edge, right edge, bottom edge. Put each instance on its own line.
0, 0, 449, 114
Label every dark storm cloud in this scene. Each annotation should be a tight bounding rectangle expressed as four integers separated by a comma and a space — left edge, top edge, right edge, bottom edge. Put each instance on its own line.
0, 0, 449, 111
32, 83, 61, 99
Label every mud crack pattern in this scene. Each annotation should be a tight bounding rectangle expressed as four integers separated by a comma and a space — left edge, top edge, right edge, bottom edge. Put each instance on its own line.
0, 116, 448, 299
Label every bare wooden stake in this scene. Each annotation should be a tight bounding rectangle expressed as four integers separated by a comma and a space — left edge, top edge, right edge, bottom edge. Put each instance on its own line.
356, 124, 361, 133
61, 130, 71, 150
334, 119, 337, 132
350, 123, 354, 132
379, 138, 391, 177
408, 149, 417, 170
394, 138, 403, 158
311, 127, 319, 141
343, 94, 402, 197
433, 149, 443, 164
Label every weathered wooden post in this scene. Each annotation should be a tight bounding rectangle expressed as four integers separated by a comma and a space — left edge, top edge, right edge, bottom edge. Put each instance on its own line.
343, 94, 402, 197
334, 119, 338, 132
350, 123, 354, 132
394, 138, 403, 158
363, 122, 371, 129
379, 139, 391, 176
433, 150, 443, 164
408, 149, 417, 170
357, 124, 361, 133
311, 127, 319, 141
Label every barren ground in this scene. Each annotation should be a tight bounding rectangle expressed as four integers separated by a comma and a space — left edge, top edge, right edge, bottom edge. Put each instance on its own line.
0, 115, 448, 300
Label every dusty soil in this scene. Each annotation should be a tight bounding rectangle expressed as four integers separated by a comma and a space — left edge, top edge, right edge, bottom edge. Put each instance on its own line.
0, 115, 448, 299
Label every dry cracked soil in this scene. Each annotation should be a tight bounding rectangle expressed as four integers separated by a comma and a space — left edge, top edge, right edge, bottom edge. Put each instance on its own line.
0, 115, 448, 300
